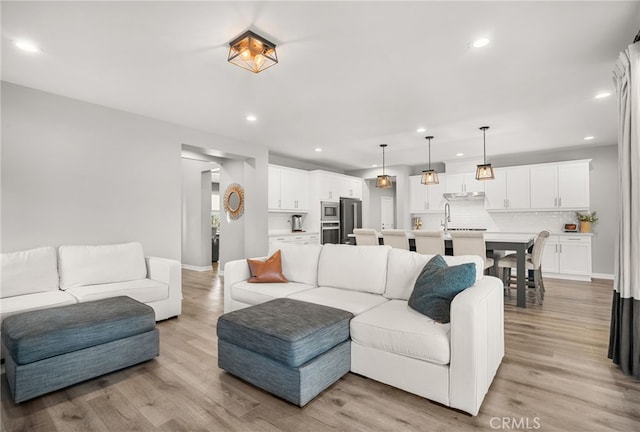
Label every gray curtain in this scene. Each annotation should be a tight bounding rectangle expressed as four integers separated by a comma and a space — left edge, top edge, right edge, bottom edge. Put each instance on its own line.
609, 40, 640, 379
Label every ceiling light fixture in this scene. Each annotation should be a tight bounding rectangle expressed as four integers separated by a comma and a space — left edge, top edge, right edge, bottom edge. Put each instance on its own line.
595, 92, 611, 99
228, 30, 278, 74
13, 39, 41, 53
246, 114, 257, 122
584, 136, 595, 141
471, 38, 490, 48
475, 126, 495, 181
416, 127, 426, 133
376, 144, 392, 189
456, 152, 464, 157
314, 148, 323, 152
421, 136, 439, 185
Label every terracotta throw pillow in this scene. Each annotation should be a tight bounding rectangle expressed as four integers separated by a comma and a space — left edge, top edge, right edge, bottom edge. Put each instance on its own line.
247, 250, 288, 283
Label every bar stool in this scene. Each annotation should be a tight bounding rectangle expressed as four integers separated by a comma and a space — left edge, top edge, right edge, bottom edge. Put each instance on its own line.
353, 229, 379, 246
412, 230, 445, 255
381, 229, 410, 250
450, 231, 494, 274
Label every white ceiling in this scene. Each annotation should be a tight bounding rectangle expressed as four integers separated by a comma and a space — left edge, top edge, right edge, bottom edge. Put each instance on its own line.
2, 1, 638, 172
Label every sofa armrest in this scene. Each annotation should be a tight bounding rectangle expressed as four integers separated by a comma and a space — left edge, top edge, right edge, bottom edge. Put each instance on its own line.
146, 256, 182, 316
449, 275, 504, 415
223, 257, 267, 313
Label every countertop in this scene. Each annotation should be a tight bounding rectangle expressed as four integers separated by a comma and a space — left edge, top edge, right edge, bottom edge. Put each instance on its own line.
268, 231, 319, 237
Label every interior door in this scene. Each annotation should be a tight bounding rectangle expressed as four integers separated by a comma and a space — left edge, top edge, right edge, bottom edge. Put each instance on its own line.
381, 196, 394, 230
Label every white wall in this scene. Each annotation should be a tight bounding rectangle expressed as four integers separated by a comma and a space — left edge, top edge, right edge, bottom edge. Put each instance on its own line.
365, 179, 395, 230
1, 82, 269, 262
181, 158, 213, 268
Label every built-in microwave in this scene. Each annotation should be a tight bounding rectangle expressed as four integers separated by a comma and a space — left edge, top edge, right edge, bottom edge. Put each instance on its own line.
320, 201, 339, 221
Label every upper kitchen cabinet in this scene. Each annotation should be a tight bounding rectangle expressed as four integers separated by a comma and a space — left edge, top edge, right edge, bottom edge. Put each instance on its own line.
484, 166, 530, 211
409, 175, 446, 212
444, 173, 484, 194
268, 165, 310, 212
311, 171, 362, 201
530, 161, 590, 210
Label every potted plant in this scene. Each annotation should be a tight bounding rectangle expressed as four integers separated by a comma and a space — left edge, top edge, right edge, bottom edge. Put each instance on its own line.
576, 211, 598, 233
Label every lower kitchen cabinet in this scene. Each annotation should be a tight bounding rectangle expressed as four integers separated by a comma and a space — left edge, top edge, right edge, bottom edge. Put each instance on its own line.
268, 233, 320, 249
541, 235, 592, 281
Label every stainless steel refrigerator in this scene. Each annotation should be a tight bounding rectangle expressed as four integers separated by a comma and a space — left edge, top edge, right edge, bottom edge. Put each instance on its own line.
340, 197, 362, 244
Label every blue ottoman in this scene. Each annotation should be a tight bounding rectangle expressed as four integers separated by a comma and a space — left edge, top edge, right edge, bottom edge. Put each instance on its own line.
217, 298, 353, 406
1, 296, 159, 403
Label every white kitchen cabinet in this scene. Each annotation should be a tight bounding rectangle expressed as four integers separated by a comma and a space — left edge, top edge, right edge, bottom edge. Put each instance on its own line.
484, 166, 530, 210
409, 175, 446, 212
530, 161, 590, 210
268, 165, 309, 212
542, 235, 592, 280
444, 173, 484, 194
269, 233, 320, 249
314, 172, 362, 201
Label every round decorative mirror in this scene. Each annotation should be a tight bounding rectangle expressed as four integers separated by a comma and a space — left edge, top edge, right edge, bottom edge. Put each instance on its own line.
223, 183, 245, 220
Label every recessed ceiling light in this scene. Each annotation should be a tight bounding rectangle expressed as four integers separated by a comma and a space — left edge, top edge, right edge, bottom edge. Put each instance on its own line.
246, 114, 257, 122
584, 136, 595, 141
371, 164, 378, 168
456, 153, 464, 157
13, 39, 41, 53
314, 148, 322, 152
416, 127, 426, 133
471, 38, 490, 48
594, 92, 611, 99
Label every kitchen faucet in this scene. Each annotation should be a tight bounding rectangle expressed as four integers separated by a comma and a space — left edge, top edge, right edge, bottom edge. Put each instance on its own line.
442, 203, 451, 232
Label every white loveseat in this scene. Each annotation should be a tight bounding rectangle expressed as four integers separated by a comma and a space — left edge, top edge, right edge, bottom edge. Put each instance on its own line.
0, 242, 182, 323
224, 243, 504, 416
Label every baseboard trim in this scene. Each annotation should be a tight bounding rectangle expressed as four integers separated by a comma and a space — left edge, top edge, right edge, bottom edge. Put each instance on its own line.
181, 264, 213, 272
591, 273, 614, 280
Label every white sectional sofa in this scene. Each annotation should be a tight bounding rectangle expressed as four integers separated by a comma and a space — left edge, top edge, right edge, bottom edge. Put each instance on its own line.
1, 242, 182, 323
224, 243, 504, 416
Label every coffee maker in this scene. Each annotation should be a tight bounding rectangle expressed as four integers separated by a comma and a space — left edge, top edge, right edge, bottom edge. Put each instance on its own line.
291, 215, 303, 232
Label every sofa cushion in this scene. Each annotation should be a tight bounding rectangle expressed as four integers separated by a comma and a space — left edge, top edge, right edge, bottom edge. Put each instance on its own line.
408, 255, 476, 324
1, 247, 59, 298
58, 242, 147, 290
288, 286, 389, 316
65, 279, 168, 305
231, 281, 315, 306
317, 244, 390, 294
247, 250, 288, 283
350, 299, 451, 365
0, 291, 77, 323
384, 248, 484, 300
268, 243, 322, 286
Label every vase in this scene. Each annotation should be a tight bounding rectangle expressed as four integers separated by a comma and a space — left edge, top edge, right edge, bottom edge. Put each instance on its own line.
580, 221, 592, 233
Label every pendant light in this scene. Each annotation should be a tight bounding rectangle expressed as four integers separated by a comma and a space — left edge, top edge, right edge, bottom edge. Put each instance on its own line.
421, 136, 439, 185
475, 126, 495, 181
376, 144, 392, 188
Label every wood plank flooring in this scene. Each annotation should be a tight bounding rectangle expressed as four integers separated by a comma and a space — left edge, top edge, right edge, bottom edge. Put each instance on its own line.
2, 268, 639, 431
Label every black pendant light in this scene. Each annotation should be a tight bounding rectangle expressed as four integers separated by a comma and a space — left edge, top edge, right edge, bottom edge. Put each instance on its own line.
376, 144, 392, 188
421, 136, 439, 185
475, 126, 495, 181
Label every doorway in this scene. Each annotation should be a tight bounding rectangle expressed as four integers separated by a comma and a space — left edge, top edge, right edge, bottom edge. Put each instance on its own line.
381, 196, 395, 230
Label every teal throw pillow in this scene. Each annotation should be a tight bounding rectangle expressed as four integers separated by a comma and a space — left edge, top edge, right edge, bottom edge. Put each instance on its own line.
408, 254, 476, 323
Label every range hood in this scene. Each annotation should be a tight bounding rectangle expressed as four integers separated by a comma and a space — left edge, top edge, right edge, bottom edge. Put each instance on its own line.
443, 191, 486, 201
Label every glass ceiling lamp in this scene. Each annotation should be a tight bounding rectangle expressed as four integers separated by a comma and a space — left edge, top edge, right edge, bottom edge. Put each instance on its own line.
376, 144, 393, 188
421, 136, 439, 185
475, 126, 495, 181
228, 30, 278, 74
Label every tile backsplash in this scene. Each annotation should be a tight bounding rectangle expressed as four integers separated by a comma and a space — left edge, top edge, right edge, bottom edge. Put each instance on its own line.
414, 200, 580, 233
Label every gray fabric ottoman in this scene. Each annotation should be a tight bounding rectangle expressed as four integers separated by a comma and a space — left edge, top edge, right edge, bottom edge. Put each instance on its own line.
217, 298, 353, 406
1, 296, 159, 403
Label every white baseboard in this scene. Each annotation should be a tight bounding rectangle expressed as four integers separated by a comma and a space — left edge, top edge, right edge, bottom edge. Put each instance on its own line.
181, 264, 212, 272
591, 273, 614, 280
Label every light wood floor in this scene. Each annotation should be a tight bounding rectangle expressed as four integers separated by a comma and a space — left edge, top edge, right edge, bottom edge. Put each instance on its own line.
2, 268, 639, 431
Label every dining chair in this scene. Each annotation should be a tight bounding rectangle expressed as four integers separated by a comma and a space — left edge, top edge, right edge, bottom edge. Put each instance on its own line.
381, 229, 410, 250
353, 229, 380, 246
449, 231, 495, 274
497, 229, 550, 304
412, 230, 445, 255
